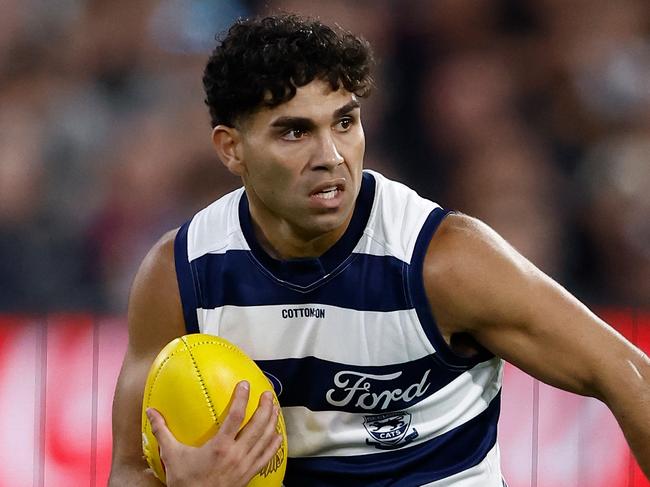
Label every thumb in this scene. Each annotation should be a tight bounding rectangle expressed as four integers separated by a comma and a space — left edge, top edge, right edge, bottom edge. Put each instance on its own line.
146, 407, 178, 451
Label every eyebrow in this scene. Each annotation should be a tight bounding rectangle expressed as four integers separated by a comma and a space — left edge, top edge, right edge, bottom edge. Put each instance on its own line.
333, 99, 361, 118
269, 99, 361, 129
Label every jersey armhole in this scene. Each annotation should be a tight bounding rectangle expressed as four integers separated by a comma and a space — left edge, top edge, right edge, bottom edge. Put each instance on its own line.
407, 208, 493, 369
174, 221, 200, 334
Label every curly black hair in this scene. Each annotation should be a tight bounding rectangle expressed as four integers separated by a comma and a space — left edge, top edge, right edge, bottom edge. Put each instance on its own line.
202, 14, 374, 127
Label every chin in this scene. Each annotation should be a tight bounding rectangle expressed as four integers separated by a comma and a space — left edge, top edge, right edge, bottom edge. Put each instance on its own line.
309, 210, 352, 234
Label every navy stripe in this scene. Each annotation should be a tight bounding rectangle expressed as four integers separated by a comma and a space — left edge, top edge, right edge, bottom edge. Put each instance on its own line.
407, 209, 493, 369
256, 355, 464, 413
284, 392, 501, 486
174, 222, 199, 334
192, 251, 410, 311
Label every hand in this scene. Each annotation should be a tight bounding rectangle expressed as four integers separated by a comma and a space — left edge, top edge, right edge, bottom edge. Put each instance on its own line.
146, 380, 283, 487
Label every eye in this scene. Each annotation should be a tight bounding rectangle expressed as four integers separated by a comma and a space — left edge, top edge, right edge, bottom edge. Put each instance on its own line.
335, 117, 354, 132
281, 128, 307, 141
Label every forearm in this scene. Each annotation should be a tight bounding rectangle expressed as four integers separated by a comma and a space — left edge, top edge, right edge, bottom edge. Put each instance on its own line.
108, 462, 165, 487
598, 353, 650, 479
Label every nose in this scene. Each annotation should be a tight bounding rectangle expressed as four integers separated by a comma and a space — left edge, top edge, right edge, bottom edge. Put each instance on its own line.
311, 132, 344, 170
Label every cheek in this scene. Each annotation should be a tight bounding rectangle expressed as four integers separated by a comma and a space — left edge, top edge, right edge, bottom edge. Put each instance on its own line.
345, 132, 365, 171
244, 144, 290, 179
262, 161, 298, 189
357, 137, 366, 163
245, 154, 300, 199
348, 126, 365, 156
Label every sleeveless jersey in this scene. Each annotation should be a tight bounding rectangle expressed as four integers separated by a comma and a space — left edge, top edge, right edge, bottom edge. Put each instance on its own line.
174, 170, 505, 486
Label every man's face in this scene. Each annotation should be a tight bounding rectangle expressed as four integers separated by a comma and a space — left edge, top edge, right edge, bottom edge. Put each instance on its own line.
235, 79, 366, 245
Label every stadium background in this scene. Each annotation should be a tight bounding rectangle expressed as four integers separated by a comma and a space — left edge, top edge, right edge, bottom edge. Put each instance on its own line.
0, 0, 648, 485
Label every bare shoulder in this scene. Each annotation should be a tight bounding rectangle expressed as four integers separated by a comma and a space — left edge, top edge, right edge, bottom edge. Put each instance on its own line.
127, 228, 186, 358
131, 229, 179, 294
425, 212, 529, 275
423, 213, 537, 335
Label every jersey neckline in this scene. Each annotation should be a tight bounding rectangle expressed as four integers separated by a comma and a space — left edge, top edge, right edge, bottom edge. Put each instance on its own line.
238, 171, 376, 288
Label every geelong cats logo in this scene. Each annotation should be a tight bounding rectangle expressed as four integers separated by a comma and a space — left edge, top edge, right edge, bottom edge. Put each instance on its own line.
363, 411, 419, 450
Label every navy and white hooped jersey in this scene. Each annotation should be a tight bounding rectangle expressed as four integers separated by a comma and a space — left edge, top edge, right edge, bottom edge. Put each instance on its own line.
174, 170, 505, 486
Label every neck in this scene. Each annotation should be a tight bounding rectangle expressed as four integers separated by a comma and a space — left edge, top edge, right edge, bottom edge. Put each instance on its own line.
249, 211, 353, 260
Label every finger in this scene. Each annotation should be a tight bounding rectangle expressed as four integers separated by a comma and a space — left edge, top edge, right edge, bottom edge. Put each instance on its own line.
216, 380, 250, 438
146, 408, 178, 451
246, 401, 280, 458
235, 391, 275, 450
249, 431, 284, 480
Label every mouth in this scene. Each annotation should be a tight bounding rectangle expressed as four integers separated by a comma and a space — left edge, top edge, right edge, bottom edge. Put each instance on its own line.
312, 186, 340, 200
309, 179, 346, 206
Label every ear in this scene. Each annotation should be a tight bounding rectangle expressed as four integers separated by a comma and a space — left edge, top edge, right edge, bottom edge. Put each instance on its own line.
212, 125, 245, 176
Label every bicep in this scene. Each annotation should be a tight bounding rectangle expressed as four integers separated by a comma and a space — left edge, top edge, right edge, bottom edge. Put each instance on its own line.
426, 214, 644, 400
110, 231, 186, 480
472, 265, 629, 397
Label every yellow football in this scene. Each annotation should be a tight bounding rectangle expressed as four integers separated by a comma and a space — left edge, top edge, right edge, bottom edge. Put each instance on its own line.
141, 333, 287, 485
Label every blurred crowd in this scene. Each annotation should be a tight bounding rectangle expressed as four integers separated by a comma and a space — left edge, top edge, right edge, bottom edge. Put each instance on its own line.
0, 0, 648, 312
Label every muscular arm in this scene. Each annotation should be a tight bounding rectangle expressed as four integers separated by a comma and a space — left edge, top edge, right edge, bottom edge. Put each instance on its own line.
109, 230, 282, 486
109, 230, 186, 486
424, 214, 650, 477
